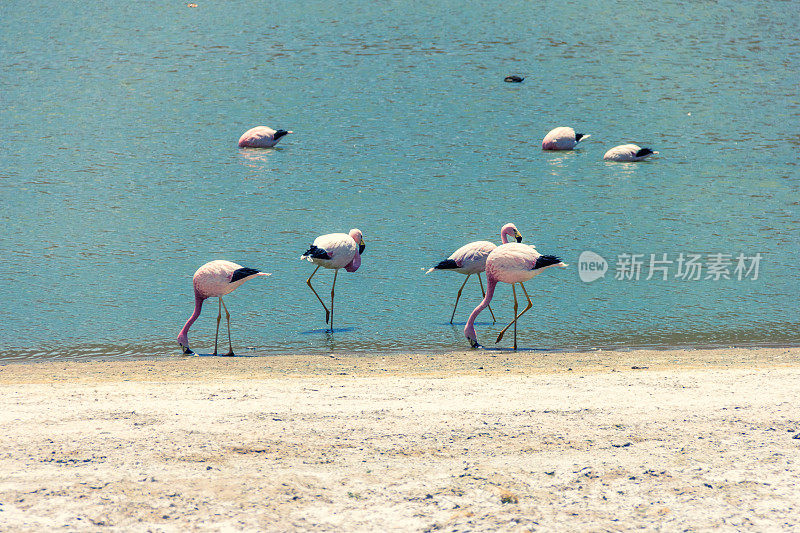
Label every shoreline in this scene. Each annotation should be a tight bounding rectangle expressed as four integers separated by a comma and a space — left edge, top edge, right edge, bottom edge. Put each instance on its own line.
1, 346, 799, 384
2, 347, 799, 531
3, 340, 799, 365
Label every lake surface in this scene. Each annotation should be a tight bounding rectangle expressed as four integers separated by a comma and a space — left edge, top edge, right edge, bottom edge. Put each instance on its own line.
1, 0, 798, 361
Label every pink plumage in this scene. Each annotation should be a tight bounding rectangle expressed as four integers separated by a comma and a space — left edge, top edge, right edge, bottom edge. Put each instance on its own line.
603, 144, 658, 161
464, 241, 567, 350
541, 126, 590, 150
238, 126, 293, 148
177, 260, 270, 355
301, 228, 365, 331
426, 223, 523, 323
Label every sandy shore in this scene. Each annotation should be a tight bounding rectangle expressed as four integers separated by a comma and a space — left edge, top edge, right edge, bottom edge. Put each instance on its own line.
1, 347, 799, 532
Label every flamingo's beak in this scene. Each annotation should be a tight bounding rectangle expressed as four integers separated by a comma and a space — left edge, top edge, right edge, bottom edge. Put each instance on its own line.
179, 343, 194, 355
359, 239, 366, 255
468, 337, 481, 349
515, 230, 523, 243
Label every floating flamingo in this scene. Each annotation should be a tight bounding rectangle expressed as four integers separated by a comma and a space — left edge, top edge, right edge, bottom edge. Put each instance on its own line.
426, 223, 523, 324
238, 126, 293, 148
301, 228, 365, 332
541, 127, 590, 150
177, 260, 270, 355
603, 144, 658, 161
464, 242, 567, 350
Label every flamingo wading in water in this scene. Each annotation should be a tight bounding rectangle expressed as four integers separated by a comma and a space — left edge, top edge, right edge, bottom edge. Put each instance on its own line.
177, 260, 271, 355
603, 144, 658, 161
238, 126, 293, 148
464, 241, 567, 350
426, 223, 523, 324
541, 127, 590, 150
301, 228, 365, 332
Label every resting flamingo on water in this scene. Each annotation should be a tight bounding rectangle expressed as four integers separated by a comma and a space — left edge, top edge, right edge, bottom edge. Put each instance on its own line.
426, 223, 523, 324
177, 260, 271, 355
542, 127, 590, 150
301, 228, 365, 332
603, 144, 658, 161
238, 126, 293, 148
464, 241, 567, 350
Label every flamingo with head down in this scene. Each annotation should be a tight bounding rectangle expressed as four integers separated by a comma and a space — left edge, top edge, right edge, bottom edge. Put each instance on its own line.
238, 126, 293, 148
542, 127, 590, 150
301, 228, 365, 332
464, 239, 567, 350
177, 260, 271, 355
603, 144, 658, 161
426, 223, 523, 324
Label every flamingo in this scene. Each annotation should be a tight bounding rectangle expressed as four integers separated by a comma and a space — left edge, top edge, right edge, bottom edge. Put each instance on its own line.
301, 228, 365, 332
603, 144, 658, 161
426, 223, 523, 324
177, 260, 271, 356
464, 242, 567, 350
238, 126, 293, 148
541, 127, 590, 150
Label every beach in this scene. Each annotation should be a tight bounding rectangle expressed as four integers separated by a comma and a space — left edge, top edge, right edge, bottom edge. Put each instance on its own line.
1, 347, 799, 531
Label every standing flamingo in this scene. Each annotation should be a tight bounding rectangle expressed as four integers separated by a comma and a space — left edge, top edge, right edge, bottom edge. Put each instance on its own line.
301, 228, 365, 332
177, 260, 271, 355
464, 242, 567, 350
426, 223, 523, 324
541, 127, 590, 150
238, 126, 293, 148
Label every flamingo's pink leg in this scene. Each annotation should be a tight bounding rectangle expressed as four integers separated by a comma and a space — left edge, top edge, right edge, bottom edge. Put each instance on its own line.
450, 274, 471, 324
330, 269, 338, 332
513, 284, 518, 349
306, 265, 330, 324
214, 298, 222, 355
220, 297, 233, 356
495, 282, 533, 349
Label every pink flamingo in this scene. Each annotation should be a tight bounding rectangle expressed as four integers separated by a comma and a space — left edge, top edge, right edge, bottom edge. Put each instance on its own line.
301, 228, 365, 332
464, 242, 567, 350
426, 223, 523, 324
541, 126, 590, 150
603, 144, 658, 161
238, 126, 293, 148
177, 260, 271, 355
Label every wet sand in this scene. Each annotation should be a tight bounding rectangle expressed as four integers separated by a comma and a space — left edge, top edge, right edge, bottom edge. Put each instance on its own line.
1, 347, 799, 531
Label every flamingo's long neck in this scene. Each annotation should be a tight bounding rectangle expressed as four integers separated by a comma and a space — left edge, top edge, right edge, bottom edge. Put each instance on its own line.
464, 275, 497, 341
177, 293, 204, 345
500, 225, 517, 244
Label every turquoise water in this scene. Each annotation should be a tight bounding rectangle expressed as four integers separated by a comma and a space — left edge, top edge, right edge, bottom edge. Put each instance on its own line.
1, 1, 798, 361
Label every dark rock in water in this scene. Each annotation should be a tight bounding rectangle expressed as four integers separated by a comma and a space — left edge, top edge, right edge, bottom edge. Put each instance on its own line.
504, 75, 524, 83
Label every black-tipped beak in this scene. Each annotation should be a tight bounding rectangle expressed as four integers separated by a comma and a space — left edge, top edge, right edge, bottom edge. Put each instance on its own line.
180, 344, 194, 355
359, 240, 366, 255
515, 231, 523, 243
468, 338, 480, 349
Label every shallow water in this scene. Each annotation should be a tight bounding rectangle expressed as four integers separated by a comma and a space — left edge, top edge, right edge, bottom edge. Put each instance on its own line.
1, 1, 798, 361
